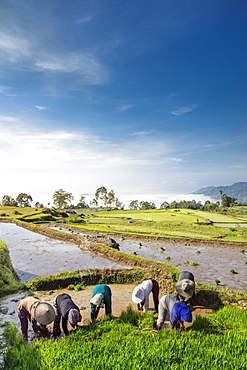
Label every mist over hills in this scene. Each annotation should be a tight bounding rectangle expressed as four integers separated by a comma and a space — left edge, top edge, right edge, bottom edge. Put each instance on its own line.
191, 182, 247, 203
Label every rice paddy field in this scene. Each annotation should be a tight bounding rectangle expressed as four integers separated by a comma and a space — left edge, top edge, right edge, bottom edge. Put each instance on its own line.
1, 306, 247, 370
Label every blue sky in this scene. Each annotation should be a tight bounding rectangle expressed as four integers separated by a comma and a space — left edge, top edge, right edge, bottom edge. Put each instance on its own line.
0, 0, 246, 207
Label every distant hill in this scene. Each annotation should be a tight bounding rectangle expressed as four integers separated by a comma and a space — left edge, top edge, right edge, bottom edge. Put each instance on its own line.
191, 182, 247, 203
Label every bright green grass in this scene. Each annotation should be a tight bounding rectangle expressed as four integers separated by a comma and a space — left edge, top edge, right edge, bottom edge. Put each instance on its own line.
2, 306, 247, 370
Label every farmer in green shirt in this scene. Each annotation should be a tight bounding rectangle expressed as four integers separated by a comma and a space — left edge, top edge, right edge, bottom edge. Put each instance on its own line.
90, 285, 112, 320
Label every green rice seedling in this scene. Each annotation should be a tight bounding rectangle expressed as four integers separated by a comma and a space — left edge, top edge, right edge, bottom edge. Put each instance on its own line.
133, 251, 137, 255
189, 262, 200, 266
196, 250, 201, 254
230, 269, 238, 274
245, 262, 247, 265
215, 279, 221, 286
240, 249, 245, 253
184, 260, 189, 264
169, 268, 180, 282
165, 256, 171, 261
160, 247, 165, 251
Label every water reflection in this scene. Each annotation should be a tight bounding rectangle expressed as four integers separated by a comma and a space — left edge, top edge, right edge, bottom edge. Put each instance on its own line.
0, 223, 127, 282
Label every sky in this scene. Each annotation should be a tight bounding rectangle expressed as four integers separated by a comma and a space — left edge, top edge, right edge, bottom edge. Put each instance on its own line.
0, 0, 246, 208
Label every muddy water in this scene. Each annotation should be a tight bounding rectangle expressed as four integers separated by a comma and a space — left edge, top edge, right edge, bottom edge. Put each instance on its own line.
1, 222, 247, 292
116, 237, 247, 293
0, 223, 127, 283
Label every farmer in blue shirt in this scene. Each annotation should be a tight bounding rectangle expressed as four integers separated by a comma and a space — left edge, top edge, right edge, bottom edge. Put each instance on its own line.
156, 294, 192, 330
90, 285, 112, 320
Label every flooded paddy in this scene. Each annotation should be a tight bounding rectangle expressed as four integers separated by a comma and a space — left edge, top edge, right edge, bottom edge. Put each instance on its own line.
116, 237, 247, 293
0, 223, 127, 283
0, 222, 247, 291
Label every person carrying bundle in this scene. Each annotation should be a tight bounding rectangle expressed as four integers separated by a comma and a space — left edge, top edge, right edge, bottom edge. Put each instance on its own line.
132, 278, 159, 313
17, 296, 55, 340
90, 284, 112, 320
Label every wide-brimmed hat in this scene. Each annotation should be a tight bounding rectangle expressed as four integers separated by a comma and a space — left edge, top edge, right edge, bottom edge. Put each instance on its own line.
34, 302, 55, 325
176, 279, 195, 299
132, 287, 145, 304
90, 293, 104, 306
68, 309, 82, 326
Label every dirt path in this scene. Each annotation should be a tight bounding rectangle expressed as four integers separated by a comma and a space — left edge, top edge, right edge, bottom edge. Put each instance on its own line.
37, 284, 212, 331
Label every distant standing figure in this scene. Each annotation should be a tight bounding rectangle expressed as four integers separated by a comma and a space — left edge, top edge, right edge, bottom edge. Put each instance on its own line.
90, 285, 112, 320
53, 294, 82, 338
175, 271, 195, 302
132, 278, 159, 313
17, 296, 55, 340
156, 294, 192, 330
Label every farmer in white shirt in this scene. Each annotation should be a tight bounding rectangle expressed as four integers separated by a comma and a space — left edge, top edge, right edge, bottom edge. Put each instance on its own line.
132, 278, 159, 313
156, 294, 192, 331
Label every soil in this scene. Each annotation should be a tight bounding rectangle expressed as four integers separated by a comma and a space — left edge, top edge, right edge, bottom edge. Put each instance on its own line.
37, 284, 213, 332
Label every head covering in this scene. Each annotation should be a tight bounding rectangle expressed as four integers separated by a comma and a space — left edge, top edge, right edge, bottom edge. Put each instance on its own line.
179, 307, 192, 323
34, 302, 55, 325
132, 287, 145, 304
90, 293, 104, 306
68, 309, 82, 326
176, 279, 195, 299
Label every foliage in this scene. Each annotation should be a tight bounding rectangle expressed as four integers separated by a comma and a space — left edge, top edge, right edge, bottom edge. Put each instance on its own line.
52, 189, 74, 209
2, 307, 247, 369
0, 241, 22, 297
221, 193, 237, 208
16, 193, 33, 207
1, 195, 18, 207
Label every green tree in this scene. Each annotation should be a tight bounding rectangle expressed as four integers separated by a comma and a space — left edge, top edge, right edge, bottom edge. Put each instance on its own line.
52, 189, 74, 209
16, 193, 33, 207
90, 198, 98, 207
34, 202, 44, 208
95, 186, 107, 206
221, 194, 237, 208
139, 201, 156, 210
106, 190, 115, 207
129, 200, 139, 210
76, 196, 89, 209
160, 201, 169, 209
2, 195, 18, 206
115, 198, 124, 209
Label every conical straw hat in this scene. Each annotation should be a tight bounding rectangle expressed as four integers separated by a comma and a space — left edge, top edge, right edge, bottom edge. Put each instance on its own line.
34, 302, 55, 325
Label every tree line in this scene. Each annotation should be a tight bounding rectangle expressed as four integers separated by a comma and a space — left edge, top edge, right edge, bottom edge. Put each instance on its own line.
0, 188, 238, 211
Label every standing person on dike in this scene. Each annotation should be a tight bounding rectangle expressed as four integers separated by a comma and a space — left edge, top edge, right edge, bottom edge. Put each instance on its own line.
17, 296, 55, 340
53, 294, 82, 338
175, 271, 195, 303
132, 278, 159, 313
90, 284, 112, 320
156, 294, 192, 331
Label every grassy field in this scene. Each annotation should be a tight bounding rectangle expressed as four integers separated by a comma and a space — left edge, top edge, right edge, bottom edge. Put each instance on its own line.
1, 205, 247, 242
0, 241, 22, 297
2, 306, 247, 369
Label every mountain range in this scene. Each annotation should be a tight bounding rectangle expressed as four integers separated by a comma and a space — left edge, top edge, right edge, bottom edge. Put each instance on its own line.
191, 182, 247, 203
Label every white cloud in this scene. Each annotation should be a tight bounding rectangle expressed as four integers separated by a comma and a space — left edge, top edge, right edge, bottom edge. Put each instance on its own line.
0, 30, 109, 86
119, 104, 135, 112
35, 105, 48, 111
171, 105, 197, 116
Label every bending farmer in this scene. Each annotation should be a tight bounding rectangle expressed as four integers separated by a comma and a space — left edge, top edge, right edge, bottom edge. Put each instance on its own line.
53, 294, 82, 338
90, 284, 112, 320
132, 279, 159, 313
175, 271, 195, 303
156, 294, 192, 330
17, 296, 55, 340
